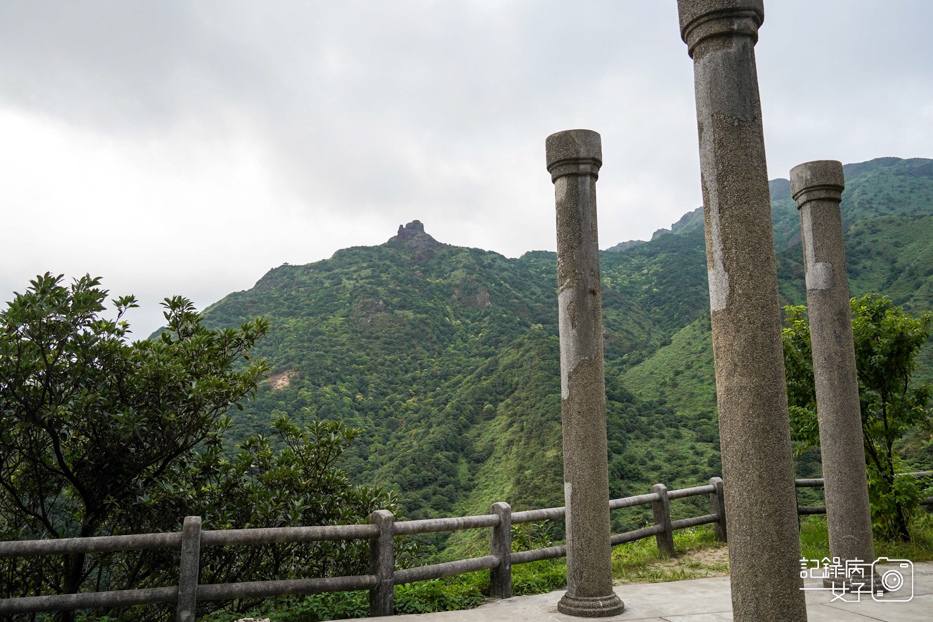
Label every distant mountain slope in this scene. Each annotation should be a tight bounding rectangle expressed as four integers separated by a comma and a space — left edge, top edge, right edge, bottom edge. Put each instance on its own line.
777, 213, 933, 383
202, 222, 713, 526
200, 157, 933, 531
621, 316, 716, 429
622, 157, 933, 422
771, 157, 933, 248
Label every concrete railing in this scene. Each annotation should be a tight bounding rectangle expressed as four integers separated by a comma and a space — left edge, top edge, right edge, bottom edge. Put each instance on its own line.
794, 471, 933, 516
9, 472, 930, 619
0, 477, 725, 619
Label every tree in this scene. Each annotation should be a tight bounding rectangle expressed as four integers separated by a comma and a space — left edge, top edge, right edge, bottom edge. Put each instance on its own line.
0, 273, 267, 611
0, 274, 403, 621
782, 293, 933, 541
130, 414, 403, 618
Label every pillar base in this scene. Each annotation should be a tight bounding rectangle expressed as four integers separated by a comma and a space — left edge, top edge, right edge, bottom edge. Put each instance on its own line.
557, 593, 624, 618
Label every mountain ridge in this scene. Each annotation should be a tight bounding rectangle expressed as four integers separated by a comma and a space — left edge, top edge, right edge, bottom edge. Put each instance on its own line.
199, 156, 933, 540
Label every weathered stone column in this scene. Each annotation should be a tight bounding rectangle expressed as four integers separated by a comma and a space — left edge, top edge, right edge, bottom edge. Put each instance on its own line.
546, 129, 624, 618
677, 2, 807, 619
791, 160, 874, 584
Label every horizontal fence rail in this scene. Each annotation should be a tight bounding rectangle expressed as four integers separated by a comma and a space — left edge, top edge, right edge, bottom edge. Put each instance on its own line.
393, 514, 500, 536
0, 532, 182, 558
393, 556, 500, 585
793, 471, 933, 516
2, 472, 930, 619
197, 575, 379, 602
199, 523, 380, 546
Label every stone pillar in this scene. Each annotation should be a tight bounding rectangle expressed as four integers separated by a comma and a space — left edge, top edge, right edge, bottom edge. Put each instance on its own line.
489, 502, 512, 599
651, 484, 676, 557
176, 516, 201, 622
369, 509, 395, 617
546, 129, 624, 618
677, 2, 807, 620
709, 477, 727, 542
791, 160, 875, 584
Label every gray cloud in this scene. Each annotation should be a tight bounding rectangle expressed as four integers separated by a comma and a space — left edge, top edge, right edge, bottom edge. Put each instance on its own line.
1, 1, 931, 336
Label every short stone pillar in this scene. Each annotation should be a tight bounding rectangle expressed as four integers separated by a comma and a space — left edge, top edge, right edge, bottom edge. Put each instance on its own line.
791, 160, 875, 584
369, 510, 395, 617
651, 484, 675, 557
546, 129, 624, 618
709, 477, 727, 542
489, 502, 512, 599
176, 516, 202, 622
677, 2, 807, 620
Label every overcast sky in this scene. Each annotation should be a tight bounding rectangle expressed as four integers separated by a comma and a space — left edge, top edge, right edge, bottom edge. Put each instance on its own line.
2, 1, 932, 337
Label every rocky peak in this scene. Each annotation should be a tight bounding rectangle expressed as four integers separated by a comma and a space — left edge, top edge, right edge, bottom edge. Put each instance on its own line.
393, 220, 427, 240
388, 220, 443, 260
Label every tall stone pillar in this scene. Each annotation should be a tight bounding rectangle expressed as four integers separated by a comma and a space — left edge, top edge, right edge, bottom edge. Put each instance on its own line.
791, 160, 874, 583
676, 2, 807, 619
546, 129, 624, 618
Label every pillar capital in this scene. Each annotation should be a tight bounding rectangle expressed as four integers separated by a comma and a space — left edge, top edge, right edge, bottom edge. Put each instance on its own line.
790, 160, 845, 208
545, 129, 602, 182
678, 0, 764, 57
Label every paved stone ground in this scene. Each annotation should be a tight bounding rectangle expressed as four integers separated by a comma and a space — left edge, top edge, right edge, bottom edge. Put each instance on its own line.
355, 562, 932, 621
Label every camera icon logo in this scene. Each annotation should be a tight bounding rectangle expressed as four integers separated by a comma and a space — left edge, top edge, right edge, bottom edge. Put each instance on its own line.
871, 557, 913, 602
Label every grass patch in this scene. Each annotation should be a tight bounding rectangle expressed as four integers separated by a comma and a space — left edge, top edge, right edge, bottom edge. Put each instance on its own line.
612, 526, 728, 583
393, 575, 487, 615
799, 512, 933, 562
512, 558, 567, 595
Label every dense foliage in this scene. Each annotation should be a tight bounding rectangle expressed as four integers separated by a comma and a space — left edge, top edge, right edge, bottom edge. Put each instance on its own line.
0, 274, 266, 607
2, 156, 932, 619
198, 157, 933, 555
201, 228, 718, 548
782, 294, 933, 540
0, 275, 398, 620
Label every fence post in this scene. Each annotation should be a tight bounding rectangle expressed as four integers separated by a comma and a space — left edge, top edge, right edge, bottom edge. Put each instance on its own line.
489, 502, 512, 599
369, 509, 395, 617
176, 516, 202, 622
794, 481, 802, 530
651, 484, 675, 557
709, 477, 727, 542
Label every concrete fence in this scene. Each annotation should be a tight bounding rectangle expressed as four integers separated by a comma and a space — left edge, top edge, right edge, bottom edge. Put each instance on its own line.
2, 474, 930, 619
794, 471, 933, 517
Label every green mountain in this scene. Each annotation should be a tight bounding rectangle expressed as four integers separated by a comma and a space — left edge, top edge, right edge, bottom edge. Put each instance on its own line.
201, 157, 933, 537
204, 221, 714, 530
626, 158, 933, 420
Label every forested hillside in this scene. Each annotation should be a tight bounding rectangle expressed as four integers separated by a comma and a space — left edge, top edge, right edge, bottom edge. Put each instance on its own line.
629, 158, 933, 421
200, 157, 933, 540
